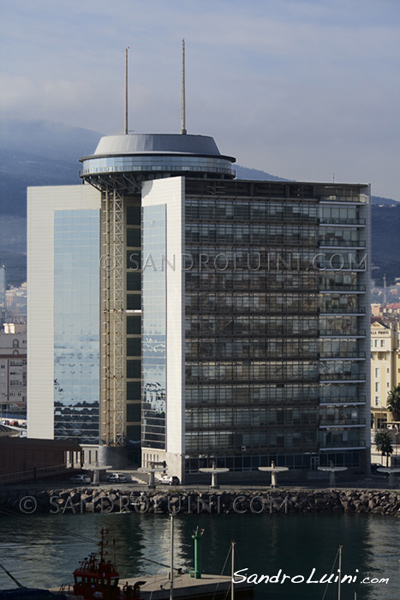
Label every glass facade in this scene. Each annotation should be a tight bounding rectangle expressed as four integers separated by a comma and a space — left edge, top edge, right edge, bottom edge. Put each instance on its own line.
53, 209, 100, 443
142, 204, 167, 449
183, 179, 369, 473
80, 155, 234, 178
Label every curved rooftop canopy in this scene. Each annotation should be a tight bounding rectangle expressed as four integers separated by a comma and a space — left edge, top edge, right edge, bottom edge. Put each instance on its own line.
89, 133, 232, 157
79, 133, 236, 191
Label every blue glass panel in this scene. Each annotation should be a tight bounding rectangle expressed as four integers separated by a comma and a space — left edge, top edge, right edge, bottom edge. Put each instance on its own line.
142, 204, 166, 450
53, 209, 100, 444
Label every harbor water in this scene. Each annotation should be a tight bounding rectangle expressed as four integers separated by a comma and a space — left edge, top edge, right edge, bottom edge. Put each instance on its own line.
0, 511, 399, 599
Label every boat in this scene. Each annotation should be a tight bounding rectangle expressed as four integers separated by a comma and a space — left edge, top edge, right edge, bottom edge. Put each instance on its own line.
60, 528, 145, 600
60, 522, 252, 600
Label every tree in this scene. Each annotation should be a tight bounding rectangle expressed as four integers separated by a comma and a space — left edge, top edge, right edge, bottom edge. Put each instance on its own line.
374, 431, 393, 467
386, 385, 400, 422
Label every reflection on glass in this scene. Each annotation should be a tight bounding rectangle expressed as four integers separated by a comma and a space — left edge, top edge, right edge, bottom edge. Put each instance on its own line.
142, 205, 166, 449
53, 210, 100, 443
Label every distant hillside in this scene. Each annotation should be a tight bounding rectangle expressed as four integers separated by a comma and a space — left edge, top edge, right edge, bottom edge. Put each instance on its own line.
0, 119, 102, 218
234, 165, 288, 182
371, 205, 400, 286
0, 119, 399, 286
372, 195, 399, 207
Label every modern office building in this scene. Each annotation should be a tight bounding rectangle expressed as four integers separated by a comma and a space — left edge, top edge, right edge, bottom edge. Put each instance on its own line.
139, 176, 371, 479
28, 129, 371, 477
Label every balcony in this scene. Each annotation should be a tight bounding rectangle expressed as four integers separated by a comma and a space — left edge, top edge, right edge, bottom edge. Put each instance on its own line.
319, 352, 366, 359
319, 218, 366, 226
319, 240, 366, 248
319, 418, 366, 427
319, 396, 366, 405
319, 373, 366, 382
319, 440, 366, 449
319, 307, 366, 315
319, 285, 366, 292
319, 329, 366, 337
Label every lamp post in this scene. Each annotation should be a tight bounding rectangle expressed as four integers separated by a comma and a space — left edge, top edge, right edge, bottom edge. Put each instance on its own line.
258, 461, 289, 488
317, 462, 348, 487
138, 463, 166, 489
190, 526, 204, 579
199, 461, 229, 489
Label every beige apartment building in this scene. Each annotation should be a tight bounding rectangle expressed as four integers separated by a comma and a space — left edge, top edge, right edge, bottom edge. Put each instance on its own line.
370, 319, 400, 429
0, 323, 27, 415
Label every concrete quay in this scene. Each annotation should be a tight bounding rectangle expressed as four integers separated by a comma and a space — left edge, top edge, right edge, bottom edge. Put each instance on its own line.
1, 487, 400, 516
120, 573, 253, 599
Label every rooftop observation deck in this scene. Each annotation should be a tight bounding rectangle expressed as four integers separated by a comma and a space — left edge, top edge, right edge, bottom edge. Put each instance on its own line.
79, 133, 236, 185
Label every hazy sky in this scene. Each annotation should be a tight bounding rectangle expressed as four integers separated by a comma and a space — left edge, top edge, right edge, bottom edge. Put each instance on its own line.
1, 0, 399, 199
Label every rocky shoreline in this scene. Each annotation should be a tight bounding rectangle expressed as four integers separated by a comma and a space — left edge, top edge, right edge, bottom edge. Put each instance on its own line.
1, 488, 400, 516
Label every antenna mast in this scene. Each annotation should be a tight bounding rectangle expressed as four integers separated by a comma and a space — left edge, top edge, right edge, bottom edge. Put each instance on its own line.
181, 39, 187, 135
124, 47, 129, 135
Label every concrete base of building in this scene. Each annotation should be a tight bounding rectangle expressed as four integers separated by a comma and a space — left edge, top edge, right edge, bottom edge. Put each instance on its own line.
98, 444, 131, 470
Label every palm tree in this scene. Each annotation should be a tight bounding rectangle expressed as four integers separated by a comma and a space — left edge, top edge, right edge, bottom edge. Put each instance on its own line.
374, 431, 393, 467
386, 385, 400, 422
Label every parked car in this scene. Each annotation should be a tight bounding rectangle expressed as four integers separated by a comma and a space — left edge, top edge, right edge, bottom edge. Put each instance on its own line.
106, 472, 127, 483
371, 463, 382, 473
157, 475, 180, 485
70, 474, 91, 484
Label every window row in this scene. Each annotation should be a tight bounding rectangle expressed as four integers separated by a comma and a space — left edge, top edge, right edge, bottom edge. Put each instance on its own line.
185, 199, 318, 222
185, 361, 319, 383
319, 406, 362, 426
184, 383, 363, 406
185, 223, 317, 245
185, 429, 317, 453
186, 338, 361, 360
319, 429, 365, 448
185, 407, 318, 429
186, 339, 319, 360
319, 227, 365, 247
319, 316, 360, 336
185, 384, 320, 404
185, 316, 319, 337
185, 292, 318, 314
183, 250, 362, 272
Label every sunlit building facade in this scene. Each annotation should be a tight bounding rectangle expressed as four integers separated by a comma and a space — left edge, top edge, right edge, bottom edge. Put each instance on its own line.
140, 177, 371, 480
27, 185, 101, 454
28, 132, 371, 478
370, 319, 400, 429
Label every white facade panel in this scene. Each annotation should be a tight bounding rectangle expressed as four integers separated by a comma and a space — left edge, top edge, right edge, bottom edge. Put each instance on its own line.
142, 177, 185, 477
27, 184, 101, 439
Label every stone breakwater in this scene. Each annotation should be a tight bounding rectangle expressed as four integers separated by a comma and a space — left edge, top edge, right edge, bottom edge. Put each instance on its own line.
1, 488, 400, 516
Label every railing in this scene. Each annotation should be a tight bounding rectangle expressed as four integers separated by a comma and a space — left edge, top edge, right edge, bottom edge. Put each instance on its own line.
319, 418, 366, 427
319, 218, 366, 225
319, 307, 366, 314
320, 373, 366, 381
320, 396, 366, 405
319, 240, 366, 248
319, 285, 366, 292
319, 329, 366, 336
320, 351, 366, 359
319, 440, 366, 448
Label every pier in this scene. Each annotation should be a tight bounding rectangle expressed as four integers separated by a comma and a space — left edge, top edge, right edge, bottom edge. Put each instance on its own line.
120, 573, 253, 599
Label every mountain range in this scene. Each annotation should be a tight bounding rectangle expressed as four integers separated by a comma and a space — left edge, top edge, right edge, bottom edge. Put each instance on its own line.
0, 119, 399, 287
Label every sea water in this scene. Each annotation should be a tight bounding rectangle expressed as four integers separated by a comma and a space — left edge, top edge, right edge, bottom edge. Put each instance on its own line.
0, 511, 399, 599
